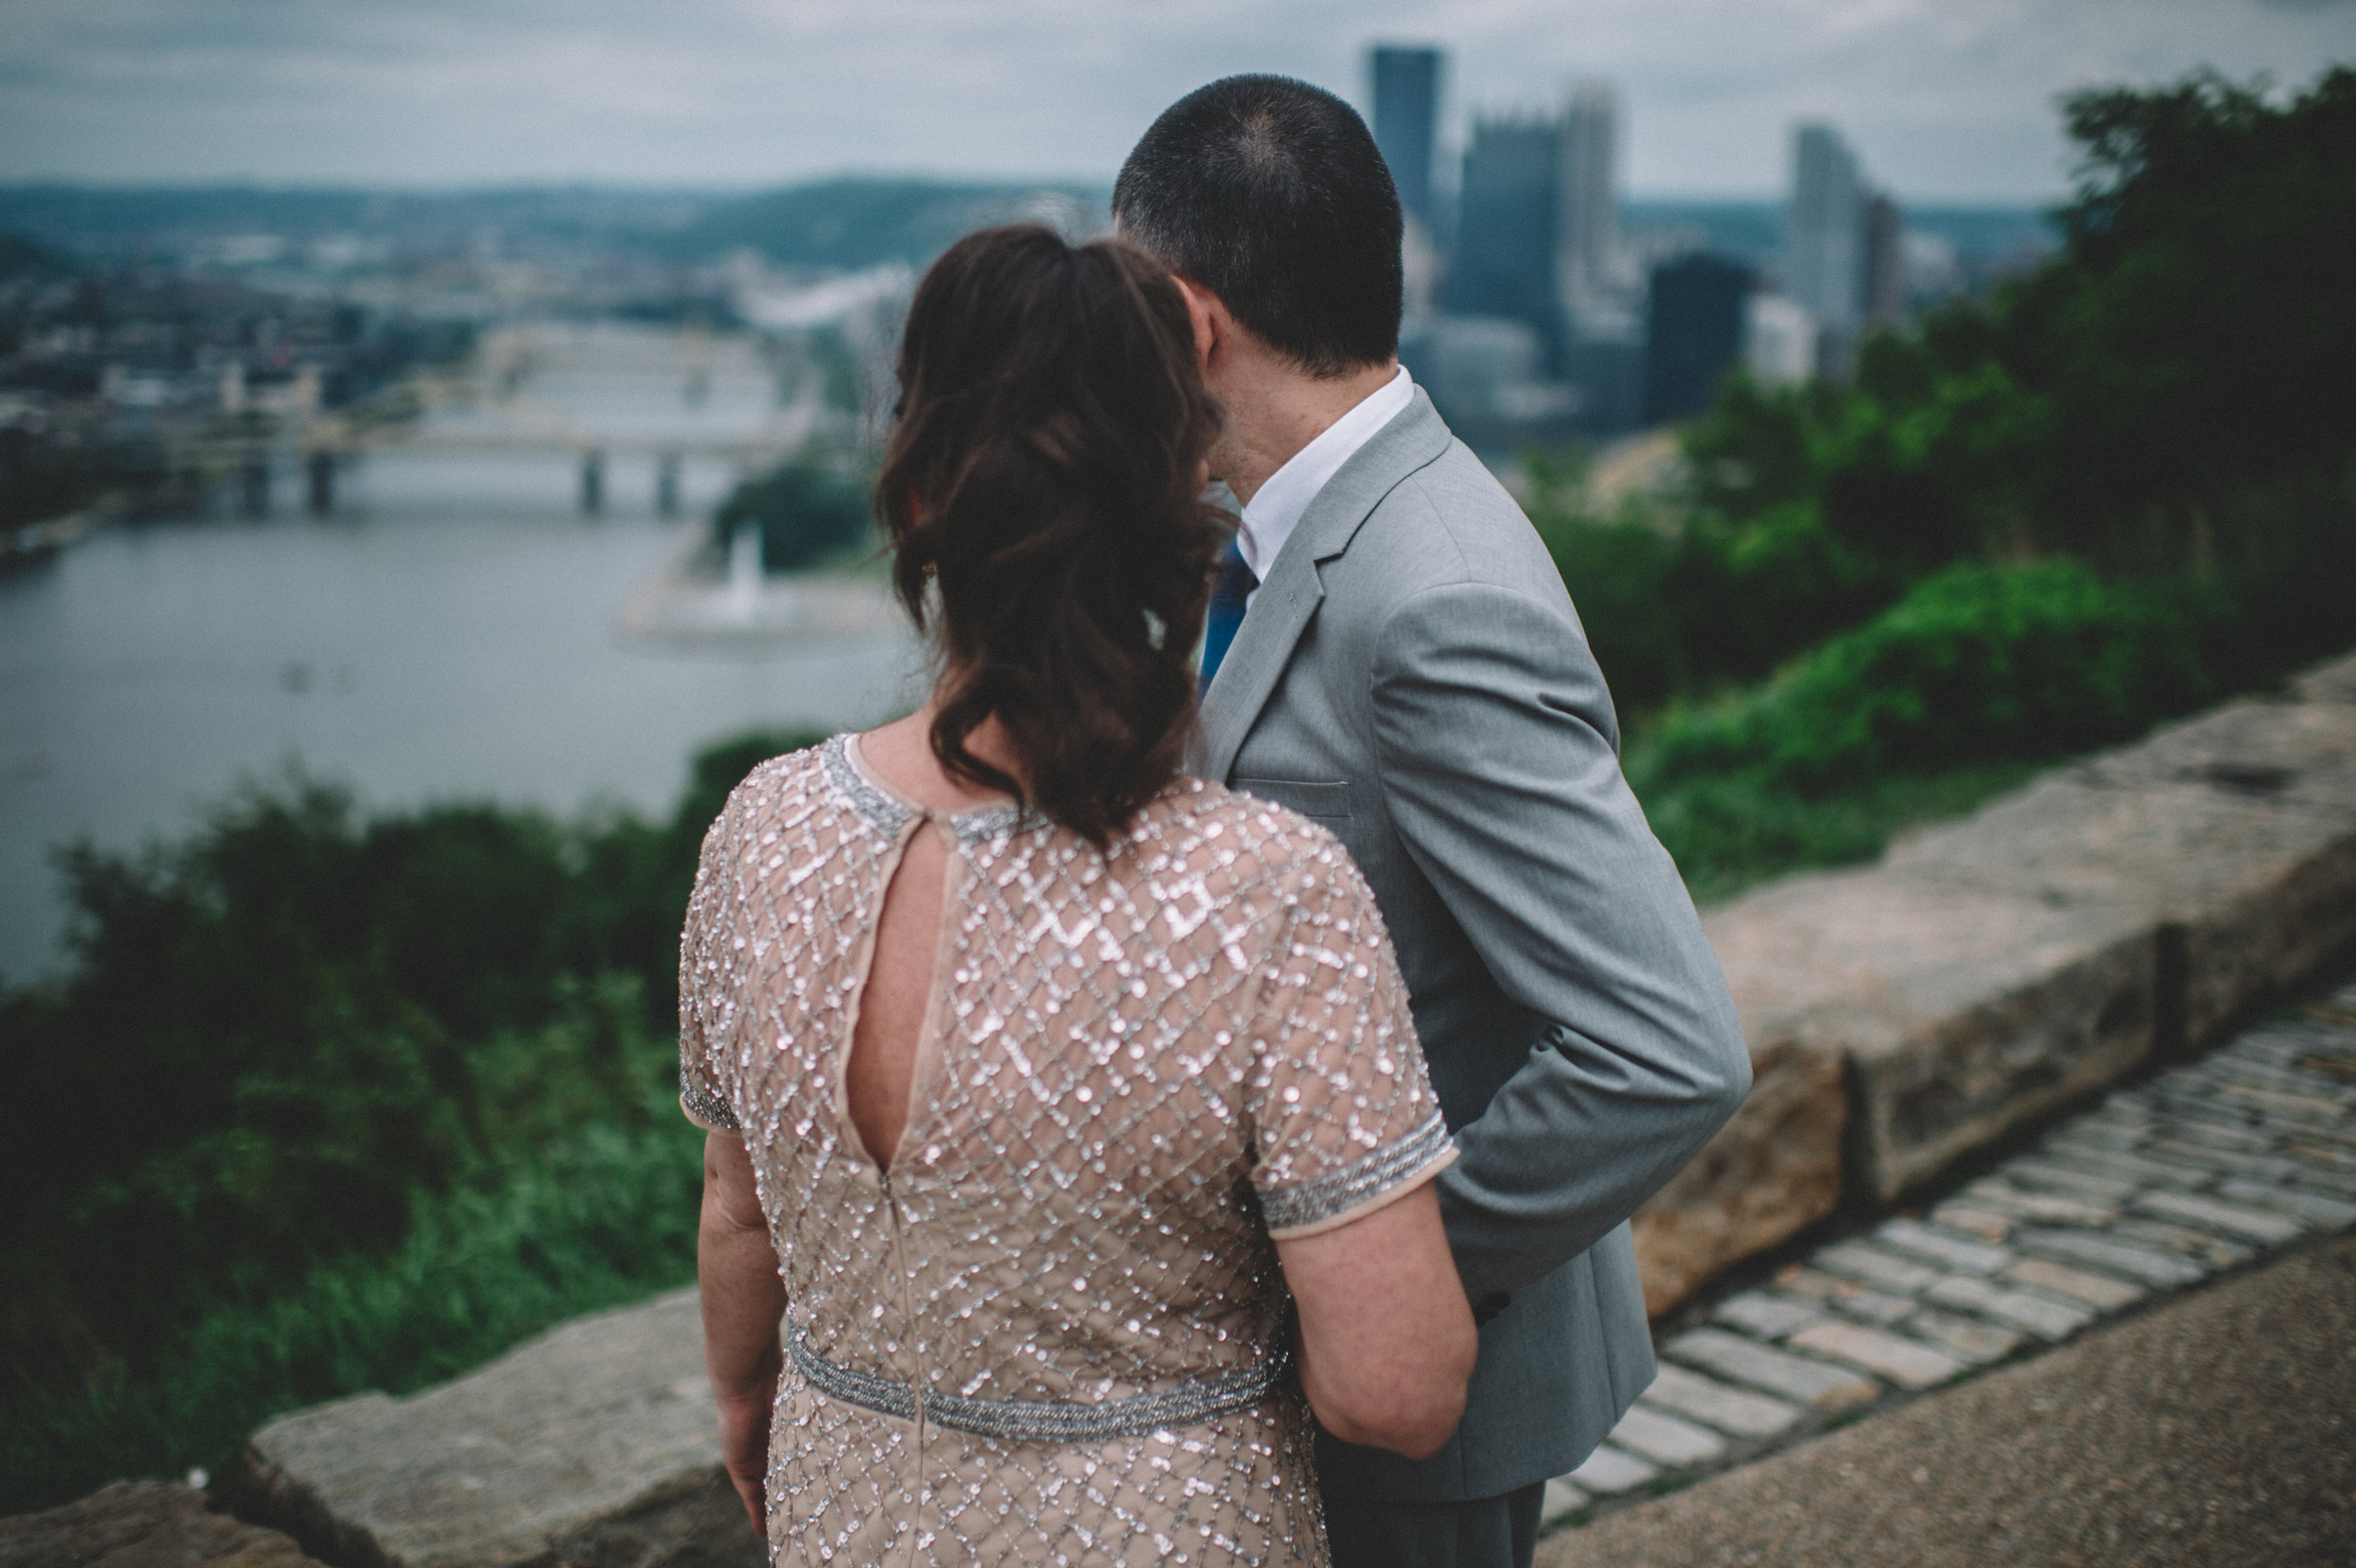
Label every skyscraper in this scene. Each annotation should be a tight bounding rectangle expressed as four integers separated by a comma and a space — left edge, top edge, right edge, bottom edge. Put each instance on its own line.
1644, 253, 1754, 423
1449, 115, 1562, 346
1556, 80, 1623, 328
1786, 123, 1866, 341
1369, 47, 1443, 232
1863, 193, 1906, 326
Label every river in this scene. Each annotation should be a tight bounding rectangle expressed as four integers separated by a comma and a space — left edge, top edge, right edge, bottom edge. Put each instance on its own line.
0, 323, 924, 981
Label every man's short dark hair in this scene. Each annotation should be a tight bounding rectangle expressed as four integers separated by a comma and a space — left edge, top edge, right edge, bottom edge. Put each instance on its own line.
1113, 74, 1402, 377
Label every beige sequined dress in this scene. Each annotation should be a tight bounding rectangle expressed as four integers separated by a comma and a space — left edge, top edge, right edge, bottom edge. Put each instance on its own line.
679, 735, 1455, 1567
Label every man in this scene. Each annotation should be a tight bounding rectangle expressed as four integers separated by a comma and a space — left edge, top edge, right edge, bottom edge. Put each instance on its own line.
1113, 77, 1752, 1568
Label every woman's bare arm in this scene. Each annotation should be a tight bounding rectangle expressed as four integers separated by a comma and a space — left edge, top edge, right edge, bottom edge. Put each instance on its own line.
699, 1130, 786, 1534
1274, 1181, 1476, 1460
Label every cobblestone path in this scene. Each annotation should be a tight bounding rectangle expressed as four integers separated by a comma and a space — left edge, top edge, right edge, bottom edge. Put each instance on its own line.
1543, 975, 2356, 1530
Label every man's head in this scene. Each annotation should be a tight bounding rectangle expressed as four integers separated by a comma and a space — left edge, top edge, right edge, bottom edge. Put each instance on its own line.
1113, 74, 1402, 379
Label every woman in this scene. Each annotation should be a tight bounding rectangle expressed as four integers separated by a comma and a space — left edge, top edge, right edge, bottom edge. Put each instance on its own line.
682, 224, 1476, 1566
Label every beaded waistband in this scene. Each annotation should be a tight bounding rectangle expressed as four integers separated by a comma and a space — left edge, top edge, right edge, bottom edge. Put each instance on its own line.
787, 1331, 1289, 1443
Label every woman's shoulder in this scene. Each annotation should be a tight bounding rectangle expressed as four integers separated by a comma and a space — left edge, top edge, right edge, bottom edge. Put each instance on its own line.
699, 739, 839, 857
1132, 776, 1372, 906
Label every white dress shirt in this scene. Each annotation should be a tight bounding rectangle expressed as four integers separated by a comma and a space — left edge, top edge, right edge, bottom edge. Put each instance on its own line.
1236, 364, 1415, 610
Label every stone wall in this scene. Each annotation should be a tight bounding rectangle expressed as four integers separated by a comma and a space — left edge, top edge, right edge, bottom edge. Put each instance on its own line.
1631, 647, 2356, 1313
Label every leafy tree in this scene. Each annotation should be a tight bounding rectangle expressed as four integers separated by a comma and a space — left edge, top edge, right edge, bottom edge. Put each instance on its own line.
713, 460, 873, 572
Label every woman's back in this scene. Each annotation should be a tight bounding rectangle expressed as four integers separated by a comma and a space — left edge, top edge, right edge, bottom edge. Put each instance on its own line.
681, 735, 1452, 1563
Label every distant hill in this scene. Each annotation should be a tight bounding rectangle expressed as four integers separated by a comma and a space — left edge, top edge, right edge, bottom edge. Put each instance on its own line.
665, 178, 1110, 271
0, 179, 1111, 273
0, 185, 727, 263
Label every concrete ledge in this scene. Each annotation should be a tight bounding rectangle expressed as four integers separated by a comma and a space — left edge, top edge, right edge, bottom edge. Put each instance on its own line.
1633, 648, 2356, 1312
227, 1290, 757, 1568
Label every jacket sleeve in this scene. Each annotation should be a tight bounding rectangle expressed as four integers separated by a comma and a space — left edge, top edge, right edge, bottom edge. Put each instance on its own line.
1369, 578, 1751, 1315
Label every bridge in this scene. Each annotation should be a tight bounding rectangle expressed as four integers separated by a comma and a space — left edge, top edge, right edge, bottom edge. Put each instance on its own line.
172, 322, 837, 517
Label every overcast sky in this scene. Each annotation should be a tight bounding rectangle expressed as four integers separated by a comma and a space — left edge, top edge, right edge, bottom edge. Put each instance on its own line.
2, 0, 2348, 202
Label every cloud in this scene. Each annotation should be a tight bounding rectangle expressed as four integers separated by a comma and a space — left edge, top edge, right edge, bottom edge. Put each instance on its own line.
0, 0, 2348, 198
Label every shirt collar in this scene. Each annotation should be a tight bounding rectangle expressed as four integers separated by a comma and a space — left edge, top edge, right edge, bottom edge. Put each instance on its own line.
1235, 364, 1414, 585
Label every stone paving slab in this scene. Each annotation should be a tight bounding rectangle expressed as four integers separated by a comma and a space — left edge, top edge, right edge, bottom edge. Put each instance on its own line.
1542, 975, 2356, 1536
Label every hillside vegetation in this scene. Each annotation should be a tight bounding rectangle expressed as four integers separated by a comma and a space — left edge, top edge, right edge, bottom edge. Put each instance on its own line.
1549, 68, 2356, 895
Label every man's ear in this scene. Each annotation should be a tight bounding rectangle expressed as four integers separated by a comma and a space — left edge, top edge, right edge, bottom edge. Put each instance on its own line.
1170, 276, 1219, 372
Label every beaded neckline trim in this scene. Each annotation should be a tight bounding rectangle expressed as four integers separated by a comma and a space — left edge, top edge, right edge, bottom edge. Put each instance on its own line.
821, 734, 1044, 846
789, 1331, 1289, 1442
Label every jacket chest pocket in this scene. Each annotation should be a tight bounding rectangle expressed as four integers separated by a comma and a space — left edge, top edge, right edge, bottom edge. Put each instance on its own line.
1234, 776, 1355, 822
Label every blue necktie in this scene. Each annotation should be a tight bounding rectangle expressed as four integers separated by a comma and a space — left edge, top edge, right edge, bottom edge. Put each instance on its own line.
1199, 539, 1259, 694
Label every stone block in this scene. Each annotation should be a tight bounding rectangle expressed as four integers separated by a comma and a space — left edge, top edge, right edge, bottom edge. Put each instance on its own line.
229, 1289, 760, 1568
2215, 1177, 2356, 1227
1538, 1478, 1590, 1527
1630, 1037, 1846, 1316
1921, 1275, 2095, 1341
2001, 1256, 2146, 1311
0, 1482, 322, 1568
2131, 1188, 2305, 1244
1892, 695, 2356, 1047
1784, 1321, 1965, 1390
1607, 1405, 1728, 1469
1958, 1180, 2119, 1228
1999, 1159, 2140, 1202
2108, 1217, 2255, 1270
2029, 1142, 2214, 1192
1709, 1291, 1824, 1341
1567, 1445, 1659, 1496
1638, 1365, 1805, 1440
1661, 1330, 1880, 1411
1812, 1240, 1939, 1296
1699, 865, 2159, 1202
1903, 1309, 2024, 1365
2010, 1228, 2205, 1287
1872, 1218, 2012, 1275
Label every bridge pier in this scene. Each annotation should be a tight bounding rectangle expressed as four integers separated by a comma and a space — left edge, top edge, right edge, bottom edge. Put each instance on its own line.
580, 449, 605, 516
656, 452, 681, 517
305, 449, 337, 517
238, 449, 270, 518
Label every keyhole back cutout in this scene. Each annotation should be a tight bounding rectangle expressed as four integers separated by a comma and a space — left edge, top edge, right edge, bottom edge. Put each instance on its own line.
845, 817, 952, 1170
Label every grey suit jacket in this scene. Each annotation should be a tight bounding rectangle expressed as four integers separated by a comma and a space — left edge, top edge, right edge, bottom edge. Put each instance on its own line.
1201, 389, 1751, 1502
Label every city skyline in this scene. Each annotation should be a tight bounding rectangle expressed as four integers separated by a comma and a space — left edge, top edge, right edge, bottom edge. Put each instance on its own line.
3, 0, 2349, 202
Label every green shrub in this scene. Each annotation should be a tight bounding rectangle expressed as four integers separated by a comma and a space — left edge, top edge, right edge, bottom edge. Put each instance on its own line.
0, 729, 820, 1426
1628, 559, 2217, 798
0, 1107, 702, 1512
714, 461, 873, 572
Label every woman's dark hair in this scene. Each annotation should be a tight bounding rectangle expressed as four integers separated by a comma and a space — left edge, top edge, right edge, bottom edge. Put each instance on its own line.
877, 224, 1225, 846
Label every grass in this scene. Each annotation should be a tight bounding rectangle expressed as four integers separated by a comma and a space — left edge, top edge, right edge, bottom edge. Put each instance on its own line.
0, 1108, 703, 1514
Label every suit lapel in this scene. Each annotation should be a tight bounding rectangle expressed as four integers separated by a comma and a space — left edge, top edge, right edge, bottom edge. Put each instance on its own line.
1199, 389, 1454, 781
